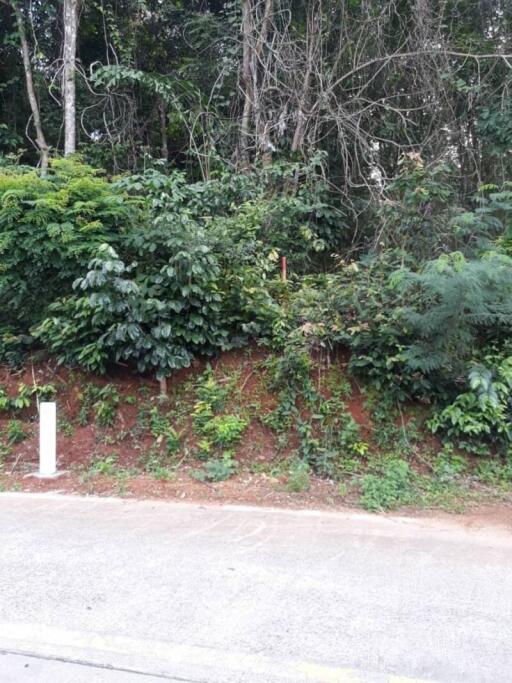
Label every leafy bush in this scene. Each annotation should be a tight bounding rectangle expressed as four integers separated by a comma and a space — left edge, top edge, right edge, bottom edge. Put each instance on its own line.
201, 414, 248, 447
116, 154, 345, 272
378, 163, 510, 259
428, 349, 512, 450
0, 159, 133, 351
35, 235, 228, 377
277, 253, 429, 401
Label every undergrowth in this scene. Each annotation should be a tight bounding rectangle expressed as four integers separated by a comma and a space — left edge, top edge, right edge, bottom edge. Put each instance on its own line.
1, 350, 511, 512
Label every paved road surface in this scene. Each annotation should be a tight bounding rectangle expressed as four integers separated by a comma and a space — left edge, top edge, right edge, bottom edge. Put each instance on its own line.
0, 493, 511, 682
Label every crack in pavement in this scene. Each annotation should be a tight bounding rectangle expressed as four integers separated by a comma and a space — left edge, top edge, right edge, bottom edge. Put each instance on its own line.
0, 649, 203, 683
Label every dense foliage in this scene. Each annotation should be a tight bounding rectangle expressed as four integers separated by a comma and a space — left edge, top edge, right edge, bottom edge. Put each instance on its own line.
2, 0, 512, 480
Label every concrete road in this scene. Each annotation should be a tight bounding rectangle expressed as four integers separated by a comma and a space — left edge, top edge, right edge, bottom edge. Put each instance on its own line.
0, 494, 511, 683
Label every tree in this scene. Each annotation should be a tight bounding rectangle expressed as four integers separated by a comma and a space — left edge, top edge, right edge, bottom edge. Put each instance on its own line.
62, 0, 79, 155
2, 0, 50, 171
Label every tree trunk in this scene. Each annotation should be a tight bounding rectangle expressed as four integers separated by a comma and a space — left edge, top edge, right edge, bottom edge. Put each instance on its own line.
159, 376, 168, 398
63, 0, 79, 156
291, 10, 319, 153
12, 3, 49, 173
158, 98, 168, 161
239, 0, 253, 167
253, 0, 273, 161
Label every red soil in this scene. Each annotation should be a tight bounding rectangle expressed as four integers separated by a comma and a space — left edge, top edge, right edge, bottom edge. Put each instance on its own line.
0, 349, 511, 518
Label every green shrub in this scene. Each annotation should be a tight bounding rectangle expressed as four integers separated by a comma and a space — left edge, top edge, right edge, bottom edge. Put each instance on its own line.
201, 414, 248, 447
360, 459, 414, 511
399, 252, 512, 381
0, 159, 134, 349
116, 155, 345, 272
428, 350, 512, 450
35, 231, 228, 377
277, 253, 430, 401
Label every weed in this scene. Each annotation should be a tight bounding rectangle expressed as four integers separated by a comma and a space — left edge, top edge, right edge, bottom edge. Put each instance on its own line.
324, 365, 352, 398
0, 442, 12, 465
338, 482, 348, 497
58, 417, 75, 438
114, 469, 133, 496
202, 414, 248, 447
153, 466, 175, 481
276, 433, 289, 451
130, 405, 150, 438
195, 368, 229, 413
249, 459, 287, 476
475, 458, 512, 486
432, 446, 468, 483
148, 407, 181, 454
140, 446, 177, 480
285, 459, 310, 493
5, 419, 28, 444
296, 399, 369, 479
262, 349, 317, 432
416, 475, 467, 511
89, 453, 119, 476
0, 383, 56, 412
79, 384, 120, 427
193, 452, 238, 482
360, 459, 414, 511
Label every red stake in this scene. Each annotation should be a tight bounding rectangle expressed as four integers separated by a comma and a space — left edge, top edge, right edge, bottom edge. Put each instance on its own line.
281, 256, 287, 283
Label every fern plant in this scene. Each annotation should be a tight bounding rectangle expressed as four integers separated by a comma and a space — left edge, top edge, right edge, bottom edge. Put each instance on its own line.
398, 251, 512, 381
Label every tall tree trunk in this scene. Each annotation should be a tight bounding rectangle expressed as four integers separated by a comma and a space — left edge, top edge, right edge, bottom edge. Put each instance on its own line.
63, 0, 79, 155
239, 0, 253, 167
239, 0, 274, 166
253, 0, 273, 162
12, 2, 49, 172
291, 9, 319, 153
158, 98, 168, 161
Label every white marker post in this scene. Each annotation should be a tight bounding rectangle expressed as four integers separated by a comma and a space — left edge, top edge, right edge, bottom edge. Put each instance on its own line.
39, 402, 57, 477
